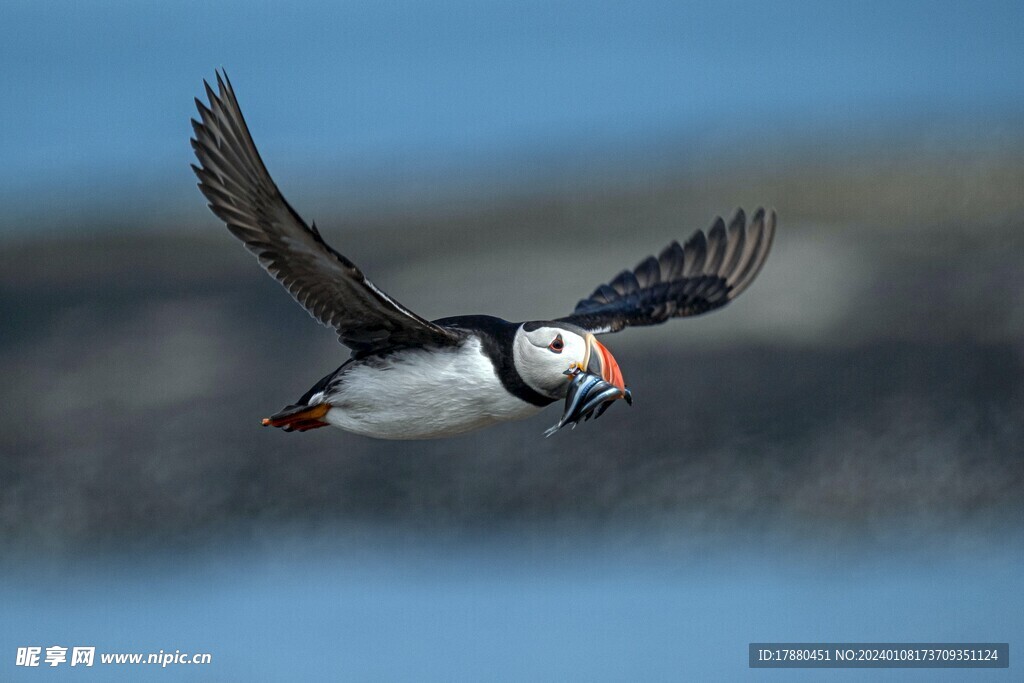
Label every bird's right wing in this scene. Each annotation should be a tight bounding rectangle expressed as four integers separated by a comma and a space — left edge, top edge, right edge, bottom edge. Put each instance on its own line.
557, 208, 776, 334
191, 71, 460, 355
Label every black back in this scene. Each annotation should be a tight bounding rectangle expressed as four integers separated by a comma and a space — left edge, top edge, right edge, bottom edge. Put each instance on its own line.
434, 315, 555, 407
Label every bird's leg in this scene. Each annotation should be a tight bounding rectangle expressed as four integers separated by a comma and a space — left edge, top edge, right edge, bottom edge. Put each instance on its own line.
262, 403, 331, 432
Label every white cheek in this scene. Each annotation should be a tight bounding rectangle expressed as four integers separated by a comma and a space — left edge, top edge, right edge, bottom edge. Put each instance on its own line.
566, 338, 587, 366
513, 338, 566, 397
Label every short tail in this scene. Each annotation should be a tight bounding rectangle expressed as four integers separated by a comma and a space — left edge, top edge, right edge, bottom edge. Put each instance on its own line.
261, 403, 331, 432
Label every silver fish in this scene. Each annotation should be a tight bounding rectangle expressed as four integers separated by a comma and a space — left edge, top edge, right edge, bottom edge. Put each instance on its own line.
544, 368, 633, 437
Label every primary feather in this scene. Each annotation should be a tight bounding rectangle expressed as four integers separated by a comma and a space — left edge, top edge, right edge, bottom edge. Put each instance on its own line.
558, 208, 776, 334
191, 70, 460, 356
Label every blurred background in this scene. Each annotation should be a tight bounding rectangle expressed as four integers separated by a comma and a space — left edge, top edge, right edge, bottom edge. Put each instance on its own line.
2, 0, 1023, 680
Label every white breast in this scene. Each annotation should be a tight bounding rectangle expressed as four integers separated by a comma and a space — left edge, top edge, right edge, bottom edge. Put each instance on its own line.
321, 336, 544, 439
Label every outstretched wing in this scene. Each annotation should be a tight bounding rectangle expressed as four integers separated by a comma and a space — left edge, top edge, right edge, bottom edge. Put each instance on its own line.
557, 208, 776, 334
190, 71, 460, 355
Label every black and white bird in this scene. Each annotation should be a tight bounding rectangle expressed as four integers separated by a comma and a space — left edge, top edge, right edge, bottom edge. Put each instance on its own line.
191, 72, 776, 440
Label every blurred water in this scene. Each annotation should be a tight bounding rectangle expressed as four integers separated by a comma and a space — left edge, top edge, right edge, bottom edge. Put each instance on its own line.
1, 532, 1020, 681
1, 0, 1023, 230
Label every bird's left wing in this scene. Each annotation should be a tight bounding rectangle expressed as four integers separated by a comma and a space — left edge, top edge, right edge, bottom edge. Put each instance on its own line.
557, 208, 775, 334
191, 71, 460, 355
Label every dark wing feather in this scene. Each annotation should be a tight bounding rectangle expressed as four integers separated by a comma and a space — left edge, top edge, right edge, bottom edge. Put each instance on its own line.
190, 71, 460, 355
558, 208, 776, 334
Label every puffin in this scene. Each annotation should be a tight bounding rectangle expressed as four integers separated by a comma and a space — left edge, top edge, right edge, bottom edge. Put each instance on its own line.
190, 72, 776, 440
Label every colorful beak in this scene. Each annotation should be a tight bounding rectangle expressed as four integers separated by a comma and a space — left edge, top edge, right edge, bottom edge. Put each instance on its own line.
583, 334, 626, 392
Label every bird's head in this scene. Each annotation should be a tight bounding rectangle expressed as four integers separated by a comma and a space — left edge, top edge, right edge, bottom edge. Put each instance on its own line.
512, 321, 626, 399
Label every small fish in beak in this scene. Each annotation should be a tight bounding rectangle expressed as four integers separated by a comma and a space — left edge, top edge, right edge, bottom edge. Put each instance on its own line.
544, 367, 633, 437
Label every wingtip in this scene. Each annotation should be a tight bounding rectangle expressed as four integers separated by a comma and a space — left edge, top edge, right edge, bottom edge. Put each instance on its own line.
754, 206, 777, 237
215, 68, 235, 100
194, 95, 215, 122
203, 79, 218, 106
729, 207, 746, 226
193, 97, 210, 120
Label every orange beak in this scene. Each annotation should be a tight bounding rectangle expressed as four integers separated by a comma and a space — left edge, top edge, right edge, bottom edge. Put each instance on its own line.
582, 334, 626, 391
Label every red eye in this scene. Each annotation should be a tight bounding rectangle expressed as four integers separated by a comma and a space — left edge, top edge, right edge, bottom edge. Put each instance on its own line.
548, 335, 564, 353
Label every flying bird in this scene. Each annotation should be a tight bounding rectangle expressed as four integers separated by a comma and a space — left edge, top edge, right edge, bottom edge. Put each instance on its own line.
191, 72, 776, 440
